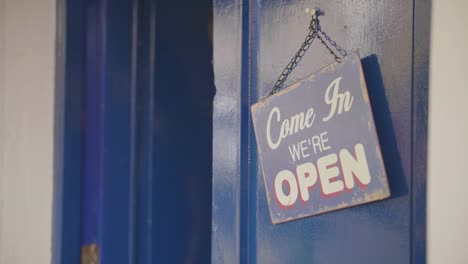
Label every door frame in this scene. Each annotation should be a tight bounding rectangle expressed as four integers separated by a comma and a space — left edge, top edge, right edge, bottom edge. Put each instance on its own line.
53, 0, 215, 263
53, 0, 137, 262
53, 0, 85, 263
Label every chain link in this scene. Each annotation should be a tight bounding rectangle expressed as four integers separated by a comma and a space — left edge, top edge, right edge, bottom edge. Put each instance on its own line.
268, 18, 318, 96
266, 9, 347, 97
317, 23, 348, 57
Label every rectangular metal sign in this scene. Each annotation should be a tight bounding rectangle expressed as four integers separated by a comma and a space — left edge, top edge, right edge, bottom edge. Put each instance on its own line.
251, 53, 390, 224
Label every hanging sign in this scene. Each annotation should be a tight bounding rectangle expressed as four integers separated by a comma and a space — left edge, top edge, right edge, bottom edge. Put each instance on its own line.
251, 53, 390, 224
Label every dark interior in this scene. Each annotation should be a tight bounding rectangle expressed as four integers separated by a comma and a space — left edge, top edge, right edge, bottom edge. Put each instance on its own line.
150, 1, 214, 263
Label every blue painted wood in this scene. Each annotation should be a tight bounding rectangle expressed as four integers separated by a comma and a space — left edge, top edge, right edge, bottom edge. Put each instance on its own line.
53, 0, 85, 263
81, 0, 104, 247
99, 0, 137, 262
412, 1, 431, 263
76, 0, 214, 263
212, 0, 429, 263
134, 1, 156, 262
82, 0, 137, 263
212, 0, 245, 262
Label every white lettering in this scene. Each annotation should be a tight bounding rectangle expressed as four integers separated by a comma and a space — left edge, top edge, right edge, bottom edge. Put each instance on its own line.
320, 131, 331, 151
322, 77, 354, 122
300, 140, 310, 159
266, 106, 316, 150
274, 170, 298, 207
266, 107, 281, 150
296, 162, 318, 202
288, 143, 302, 161
311, 135, 322, 154
340, 144, 371, 190
317, 153, 344, 196
273, 144, 372, 209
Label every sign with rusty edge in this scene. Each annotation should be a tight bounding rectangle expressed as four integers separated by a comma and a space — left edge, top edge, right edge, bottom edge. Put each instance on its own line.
251, 52, 390, 224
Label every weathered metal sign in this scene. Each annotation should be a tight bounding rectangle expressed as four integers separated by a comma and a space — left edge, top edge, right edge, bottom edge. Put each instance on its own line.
251, 53, 390, 224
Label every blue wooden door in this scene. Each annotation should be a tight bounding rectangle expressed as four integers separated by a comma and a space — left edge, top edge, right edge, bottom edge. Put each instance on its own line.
55, 0, 214, 263
80, 0, 214, 262
212, 0, 429, 263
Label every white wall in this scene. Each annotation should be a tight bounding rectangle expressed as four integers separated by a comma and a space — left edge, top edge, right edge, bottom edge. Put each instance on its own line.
427, 1, 468, 263
0, 0, 55, 263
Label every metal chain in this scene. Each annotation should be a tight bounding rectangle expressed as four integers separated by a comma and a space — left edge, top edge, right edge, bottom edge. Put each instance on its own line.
317, 22, 348, 57
267, 9, 347, 97
316, 33, 341, 62
267, 17, 318, 96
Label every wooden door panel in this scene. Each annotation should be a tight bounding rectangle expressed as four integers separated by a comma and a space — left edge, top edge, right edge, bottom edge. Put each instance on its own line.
212, 0, 429, 263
